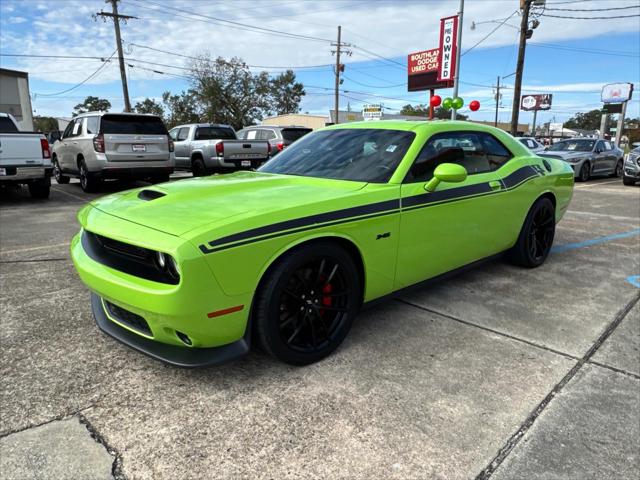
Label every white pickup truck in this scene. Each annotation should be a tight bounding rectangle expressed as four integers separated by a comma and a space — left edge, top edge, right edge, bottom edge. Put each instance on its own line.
169, 123, 270, 176
0, 113, 52, 198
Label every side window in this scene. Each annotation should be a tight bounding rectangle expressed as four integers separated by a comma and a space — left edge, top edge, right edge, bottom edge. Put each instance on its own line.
70, 119, 83, 137
62, 121, 74, 139
264, 129, 277, 140
407, 131, 512, 183
86, 116, 99, 135
527, 140, 536, 148
177, 127, 189, 141
596, 140, 605, 152
246, 129, 257, 140
169, 128, 179, 141
604, 141, 613, 151
236, 129, 246, 139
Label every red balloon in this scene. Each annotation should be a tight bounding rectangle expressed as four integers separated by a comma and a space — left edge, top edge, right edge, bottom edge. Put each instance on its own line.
469, 100, 480, 111
430, 95, 442, 107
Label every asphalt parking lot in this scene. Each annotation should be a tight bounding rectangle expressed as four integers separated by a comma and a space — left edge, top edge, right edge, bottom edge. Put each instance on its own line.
1, 176, 638, 480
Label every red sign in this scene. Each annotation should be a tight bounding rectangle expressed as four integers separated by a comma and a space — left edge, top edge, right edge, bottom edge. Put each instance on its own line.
408, 49, 439, 76
437, 15, 458, 82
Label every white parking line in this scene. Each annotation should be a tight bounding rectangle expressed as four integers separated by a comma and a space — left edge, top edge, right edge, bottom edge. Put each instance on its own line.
51, 187, 90, 202
0, 242, 70, 254
566, 210, 640, 222
574, 180, 622, 189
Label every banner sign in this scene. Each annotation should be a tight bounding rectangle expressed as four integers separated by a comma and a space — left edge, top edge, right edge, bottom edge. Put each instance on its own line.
362, 104, 383, 121
520, 94, 553, 111
601, 83, 633, 103
437, 15, 458, 82
407, 48, 453, 91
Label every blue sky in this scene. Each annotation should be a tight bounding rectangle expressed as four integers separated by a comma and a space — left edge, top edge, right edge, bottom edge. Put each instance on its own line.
1, 0, 639, 127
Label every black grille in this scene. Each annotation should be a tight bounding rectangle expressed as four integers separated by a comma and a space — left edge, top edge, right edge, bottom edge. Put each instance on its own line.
104, 300, 152, 336
82, 231, 179, 285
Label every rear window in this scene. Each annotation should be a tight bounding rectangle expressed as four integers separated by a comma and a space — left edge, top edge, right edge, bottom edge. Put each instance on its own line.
0, 116, 19, 133
282, 128, 311, 142
194, 127, 236, 140
99, 115, 167, 135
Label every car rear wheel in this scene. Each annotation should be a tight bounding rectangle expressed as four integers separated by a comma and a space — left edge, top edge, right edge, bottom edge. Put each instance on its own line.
509, 197, 556, 268
192, 158, 207, 177
253, 242, 361, 365
577, 162, 590, 182
28, 177, 50, 199
79, 160, 101, 193
53, 157, 70, 184
611, 160, 623, 178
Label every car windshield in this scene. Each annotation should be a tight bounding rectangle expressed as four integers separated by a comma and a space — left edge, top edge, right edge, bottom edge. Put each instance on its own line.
100, 115, 167, 135
0, 116, 19, 133
195, 127, 236, 140
259, 128, 416, 183
548, 139, 594, 152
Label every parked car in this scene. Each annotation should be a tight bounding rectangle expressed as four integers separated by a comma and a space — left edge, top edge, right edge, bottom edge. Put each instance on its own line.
237, 125, 312, 155
169, 123, 270, 176
70, 121, 574, 367
623, 146, 640, 186
539, 138, 623, 181
51, 112, 174, 192
0, 113, 52, 198
518, 137, 545, 153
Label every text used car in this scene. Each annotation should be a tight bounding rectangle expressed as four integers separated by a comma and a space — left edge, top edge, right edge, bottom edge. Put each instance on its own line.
70, 121, 574, 367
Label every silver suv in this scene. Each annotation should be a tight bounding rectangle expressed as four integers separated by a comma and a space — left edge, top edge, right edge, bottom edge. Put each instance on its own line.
51, 112, 174, 192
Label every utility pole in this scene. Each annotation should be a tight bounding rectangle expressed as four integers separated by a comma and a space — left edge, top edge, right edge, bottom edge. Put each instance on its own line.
451, 0, 465, 120
333, 26, 342, 124
494, 76, 500, 127
510, 0, 532, 135
96, 0, 136, 112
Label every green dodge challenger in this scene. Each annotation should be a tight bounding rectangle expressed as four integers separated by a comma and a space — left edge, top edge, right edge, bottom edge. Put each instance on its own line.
71, 121, 574, 366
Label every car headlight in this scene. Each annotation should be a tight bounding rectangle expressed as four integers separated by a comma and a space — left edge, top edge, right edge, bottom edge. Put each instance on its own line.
625, 154, 639, 165
567, 157, 583, 163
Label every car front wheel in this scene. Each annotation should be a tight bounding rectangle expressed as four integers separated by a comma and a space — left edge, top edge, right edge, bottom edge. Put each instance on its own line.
253, 242, 361, 365
509, 197, 556, 268
577, 162, 590, 182
611, 160, 623, 178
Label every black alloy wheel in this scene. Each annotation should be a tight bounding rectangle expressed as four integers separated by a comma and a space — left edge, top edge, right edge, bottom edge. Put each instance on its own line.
510, 197, 556, 268
192, 158, 207, 177
254, 242, 360, 365
613, 160, 623, 178
578, 162, 590, 182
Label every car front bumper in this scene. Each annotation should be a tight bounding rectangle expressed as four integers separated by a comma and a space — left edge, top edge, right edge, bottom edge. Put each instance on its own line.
623, 157, 640, 179
71, 206, 253, 367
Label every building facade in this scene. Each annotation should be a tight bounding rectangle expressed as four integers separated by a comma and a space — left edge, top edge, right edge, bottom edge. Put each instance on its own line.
0, 68, 34, 131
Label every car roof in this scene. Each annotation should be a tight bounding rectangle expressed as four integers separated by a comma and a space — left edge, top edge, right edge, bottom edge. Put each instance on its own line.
74, 111, 162, 118
324, 119, 510, 135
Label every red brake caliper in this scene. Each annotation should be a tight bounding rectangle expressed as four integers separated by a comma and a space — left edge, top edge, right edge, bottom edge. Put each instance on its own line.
321, 283, 333, 313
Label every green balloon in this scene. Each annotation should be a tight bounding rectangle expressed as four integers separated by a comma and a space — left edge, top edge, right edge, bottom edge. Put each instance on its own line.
442, 97, 453, 110
452, 97, 464, 109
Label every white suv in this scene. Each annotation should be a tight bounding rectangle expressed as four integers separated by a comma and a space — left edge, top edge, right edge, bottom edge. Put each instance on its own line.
51, 112, 174, 192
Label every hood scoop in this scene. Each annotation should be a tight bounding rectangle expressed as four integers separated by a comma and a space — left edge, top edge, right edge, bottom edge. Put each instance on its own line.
138, 189, 166, 201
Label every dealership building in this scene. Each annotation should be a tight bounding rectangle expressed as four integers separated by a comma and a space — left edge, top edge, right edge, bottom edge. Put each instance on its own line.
0, 68, 34, 131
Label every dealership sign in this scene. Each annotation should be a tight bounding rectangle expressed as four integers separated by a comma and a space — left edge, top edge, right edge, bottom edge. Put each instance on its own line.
408, 49, 439, 76
601, 83, 633, 103
437, 15, 458, 82
362, 104, 383, 121
520, 94, 552, 111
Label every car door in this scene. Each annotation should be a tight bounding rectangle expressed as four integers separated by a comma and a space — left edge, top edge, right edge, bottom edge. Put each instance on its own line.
395, 130, 515, 289
593, 140, 610, 173
603, 141, 617, 172
56, 121, 74, 171
67, 117, 85, 172
171, 127, 191, 168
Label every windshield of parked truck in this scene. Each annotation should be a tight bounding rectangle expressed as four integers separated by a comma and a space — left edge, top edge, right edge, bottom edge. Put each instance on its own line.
548, 139, 595, 152
259, 128, 415, 183
0, 116, 19, 133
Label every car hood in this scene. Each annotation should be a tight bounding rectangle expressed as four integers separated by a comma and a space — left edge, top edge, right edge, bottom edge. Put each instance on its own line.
89, 171, 367, 236
539, 150, 590, 160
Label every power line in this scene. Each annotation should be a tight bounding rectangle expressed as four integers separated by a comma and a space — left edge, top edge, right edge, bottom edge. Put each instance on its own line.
342, 75, 405, 89
528, 42, 640, 58
127, 0, 332, 43
462, 10, 519, 57
351, 45, 405, 69
33, 51, 117, 97
541, 12, 640, 19
545, 5, 639, 12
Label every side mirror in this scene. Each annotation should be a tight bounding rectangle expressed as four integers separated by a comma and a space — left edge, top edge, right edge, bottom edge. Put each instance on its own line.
425, 163, 468, 192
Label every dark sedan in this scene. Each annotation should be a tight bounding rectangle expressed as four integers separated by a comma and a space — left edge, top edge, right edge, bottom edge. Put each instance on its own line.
539, 138, 623, 182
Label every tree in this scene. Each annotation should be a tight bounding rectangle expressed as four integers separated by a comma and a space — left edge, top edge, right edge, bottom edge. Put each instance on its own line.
400, 103, 468, 121
134, 98, 164, 117
190, 56, 305, 129
72, 96, 111, 117
563, 109, 604, 131
268, 70, 305, 115
161, 90, 201, 128
33, 116, 59, 132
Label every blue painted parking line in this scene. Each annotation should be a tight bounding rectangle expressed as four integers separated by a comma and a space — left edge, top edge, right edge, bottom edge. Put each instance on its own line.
627, 275, 640, 288
551, 228, 640, 254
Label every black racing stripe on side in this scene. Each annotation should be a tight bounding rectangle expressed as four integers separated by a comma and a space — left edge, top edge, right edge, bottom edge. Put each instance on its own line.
200, 208, 400, 254
207, 198, 400, 248
401, 181, 492, 209
502, 165, 539, 188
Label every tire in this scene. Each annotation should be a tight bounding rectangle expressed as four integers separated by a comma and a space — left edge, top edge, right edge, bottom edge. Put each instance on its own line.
52, 157, 70, 184
192, 157, 207, 177
79, 159, 100, 193
253, 241, 361, 365
577, 162, 590, 182
623, 175, 636, 186
509, 197, 556, 268
610, 160, 623, 178
28, 177, 51, 199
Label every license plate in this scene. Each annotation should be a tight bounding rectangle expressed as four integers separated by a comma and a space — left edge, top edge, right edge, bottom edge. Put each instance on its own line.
0, 168, 5, 176
241, 160, 251, 167
132, 144, 146, 152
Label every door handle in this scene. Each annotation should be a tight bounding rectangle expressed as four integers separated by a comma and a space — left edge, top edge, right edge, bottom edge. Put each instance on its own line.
489, 180, 502, 191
